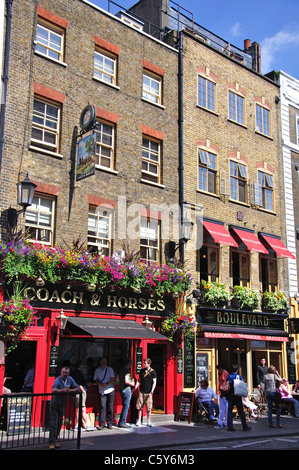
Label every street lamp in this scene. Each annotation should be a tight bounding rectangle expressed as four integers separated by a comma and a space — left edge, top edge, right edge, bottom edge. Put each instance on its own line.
167, 216, 194, 260
7, 172, 37, 230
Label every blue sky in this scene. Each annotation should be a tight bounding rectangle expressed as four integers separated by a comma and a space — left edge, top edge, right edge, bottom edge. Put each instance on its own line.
89, 0, 299, 79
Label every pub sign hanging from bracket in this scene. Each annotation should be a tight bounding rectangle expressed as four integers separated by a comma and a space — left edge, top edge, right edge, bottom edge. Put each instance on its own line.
76, 105, 97, 181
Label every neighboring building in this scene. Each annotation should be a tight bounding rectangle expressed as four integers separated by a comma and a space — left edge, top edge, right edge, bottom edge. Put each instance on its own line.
0, 0, 183, 417
130, 0, 296, 391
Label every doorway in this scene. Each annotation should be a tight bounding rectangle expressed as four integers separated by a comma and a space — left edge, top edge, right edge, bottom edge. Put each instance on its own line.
147, 343, 165, 412
5, 341, 36, 392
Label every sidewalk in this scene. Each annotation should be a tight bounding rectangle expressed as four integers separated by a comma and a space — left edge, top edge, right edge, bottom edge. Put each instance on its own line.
15, 413, 299, 451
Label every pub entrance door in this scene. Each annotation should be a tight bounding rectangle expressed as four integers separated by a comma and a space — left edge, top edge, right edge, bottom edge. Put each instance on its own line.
147, 343, 166, 412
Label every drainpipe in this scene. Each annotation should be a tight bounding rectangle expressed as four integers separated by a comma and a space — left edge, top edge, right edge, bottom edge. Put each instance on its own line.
0, 0, 13, 172
178, 30, 184, 264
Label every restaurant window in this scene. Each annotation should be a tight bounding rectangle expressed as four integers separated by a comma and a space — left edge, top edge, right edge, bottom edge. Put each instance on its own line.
198, 149, 217, 194
25, 194, 55, 245
231, 251, 250, 287
260, 255, 277, 292
87, 205, 113, 256
140, 217, 159, 262
230, 161, 247, 203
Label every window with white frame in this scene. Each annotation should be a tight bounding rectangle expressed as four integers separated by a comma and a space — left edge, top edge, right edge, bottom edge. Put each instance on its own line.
256, 103, 270, 136
142, 71, 162, 105
296, 115, 299, 145
140, 217, 159, 262
31, 98, 60, 153
94, 121, 114, 170
87, 206, 113, 256
198, 149, 217, 194
35, 21, 64, 62
197, 75, 216, 112
142, 137, 161, 184
230, 161, 247, 203
256, 171, 274, 211
94, 49, 117, 85
25, 195, 54, 245
229, 90, 245, 125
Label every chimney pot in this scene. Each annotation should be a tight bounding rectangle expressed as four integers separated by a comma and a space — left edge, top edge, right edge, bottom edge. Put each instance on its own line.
244, 39, 251, 50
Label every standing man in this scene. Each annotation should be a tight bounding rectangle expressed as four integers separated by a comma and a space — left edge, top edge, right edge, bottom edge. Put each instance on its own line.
256, 358, 267, 392
118, 359, 135, 428
215, 364, 228, 429
227, 364, 251, 432
135, 358, 157, 427
49, 366, 80, 450
93, 357, 115, 429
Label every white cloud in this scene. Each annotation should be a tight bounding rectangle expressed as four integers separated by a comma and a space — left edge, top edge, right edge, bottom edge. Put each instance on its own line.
229, 22, 241, 37
261, 30, 299, 73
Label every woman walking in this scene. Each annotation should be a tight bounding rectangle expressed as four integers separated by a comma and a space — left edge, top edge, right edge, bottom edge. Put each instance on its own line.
264, 365, 282, 428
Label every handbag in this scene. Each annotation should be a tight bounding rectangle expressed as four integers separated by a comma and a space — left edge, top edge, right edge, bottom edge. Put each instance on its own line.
220, 380, 230, 393
233, 375, 248, 397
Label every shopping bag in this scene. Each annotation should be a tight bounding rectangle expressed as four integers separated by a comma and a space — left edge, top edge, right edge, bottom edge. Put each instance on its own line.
233, 375, 248, 397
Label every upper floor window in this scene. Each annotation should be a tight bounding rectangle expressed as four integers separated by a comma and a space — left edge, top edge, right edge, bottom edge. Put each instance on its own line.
229, 90, 245, 125
140, 217, 159, 262
142, 71, 162, 105
256, 104, 270, 136
232, 251, 250, 287
25, 194, 55, 245
36, 21, 64, 62
94, 121, 115, 170
197, 244, 219, 283
198, 149, 217, 194
260, 255, 277, 293
198, 75, 216, 112
142, 137, 161, 184
256, 171, 274, 211
296, 115, 299, 145
31, 98, 60, 153
87, 206, 113, 256
94, 49, 117, 86
230, 161, 247, 203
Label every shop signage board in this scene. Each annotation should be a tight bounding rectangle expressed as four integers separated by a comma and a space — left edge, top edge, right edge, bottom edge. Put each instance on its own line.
21, 284, 175, 317
184, 340, 195, 388
6, 395, 32, 436
175, 392, 194, 423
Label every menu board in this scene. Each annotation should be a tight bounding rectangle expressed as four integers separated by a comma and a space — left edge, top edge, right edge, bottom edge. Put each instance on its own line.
175, 392, 194, 423
196, 353, 209, 388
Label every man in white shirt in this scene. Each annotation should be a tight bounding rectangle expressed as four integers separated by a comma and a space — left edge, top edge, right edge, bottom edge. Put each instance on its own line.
93, 357, 115, 429
195, 379, 219, 421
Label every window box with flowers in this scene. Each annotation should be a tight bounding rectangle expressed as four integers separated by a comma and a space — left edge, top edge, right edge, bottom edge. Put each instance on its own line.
231, 286, 261, 310
0, 241, 192, 298
262, 291, 287, 313
199, 280, 231, 308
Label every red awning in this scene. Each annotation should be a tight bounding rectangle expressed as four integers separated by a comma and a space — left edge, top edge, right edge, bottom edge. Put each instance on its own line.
261, 235, 295, 259
202, 220, 238, 247
231, 228, 269, 254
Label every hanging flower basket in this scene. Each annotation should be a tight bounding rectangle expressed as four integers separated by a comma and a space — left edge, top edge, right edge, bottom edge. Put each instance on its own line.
161, 310, 196, 346
0, 296, 37, 354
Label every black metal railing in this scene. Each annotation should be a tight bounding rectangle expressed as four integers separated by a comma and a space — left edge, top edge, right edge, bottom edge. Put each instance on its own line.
0, 391, 82, 449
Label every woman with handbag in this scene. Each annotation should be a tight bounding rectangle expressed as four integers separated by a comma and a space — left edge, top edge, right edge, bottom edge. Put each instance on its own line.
227, 364, 251, 432
263, 365, 283, 428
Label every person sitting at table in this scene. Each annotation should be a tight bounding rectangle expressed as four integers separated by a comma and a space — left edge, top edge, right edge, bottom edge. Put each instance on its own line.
195, 379, 219, 421
278, 378, 299, 417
